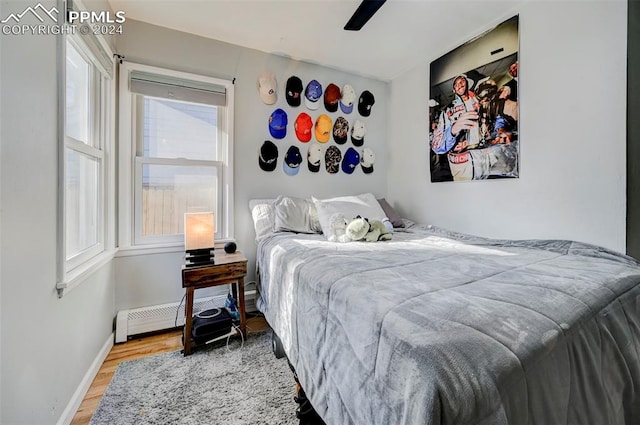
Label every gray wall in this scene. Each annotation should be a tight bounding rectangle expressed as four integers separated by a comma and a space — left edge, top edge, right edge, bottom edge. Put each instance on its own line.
388, 1, 628, 253
628, 0, 639, 258
0, 1, 116, 423
114, 20, 389, 311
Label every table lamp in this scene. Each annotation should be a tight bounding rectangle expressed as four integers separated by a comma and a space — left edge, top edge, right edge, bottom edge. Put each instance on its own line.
184, 212, 215, 266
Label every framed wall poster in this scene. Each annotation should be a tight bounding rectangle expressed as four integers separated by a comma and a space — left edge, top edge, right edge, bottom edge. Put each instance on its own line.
429, 15, 519, 182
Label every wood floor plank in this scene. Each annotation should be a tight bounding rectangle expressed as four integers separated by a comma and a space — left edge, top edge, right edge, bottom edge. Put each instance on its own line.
70, 316, 267, 425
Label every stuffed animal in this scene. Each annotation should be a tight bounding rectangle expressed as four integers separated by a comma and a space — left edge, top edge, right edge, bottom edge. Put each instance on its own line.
366, 219, 393, 242
343, 216, 392, 242
345, 216, 370, 241
381, 218, 394, 234
328, 213, 351, 243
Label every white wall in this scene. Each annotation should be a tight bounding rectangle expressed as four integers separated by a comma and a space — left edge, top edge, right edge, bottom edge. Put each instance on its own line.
0, 1, 117, 423
388, 1, 627, 253
114, 20, 389, 311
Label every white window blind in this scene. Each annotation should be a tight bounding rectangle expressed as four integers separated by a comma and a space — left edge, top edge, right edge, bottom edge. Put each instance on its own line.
129, 71, 226, 106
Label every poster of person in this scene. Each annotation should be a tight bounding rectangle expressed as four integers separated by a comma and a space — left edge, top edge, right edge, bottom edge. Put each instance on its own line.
429, 15, 519, 182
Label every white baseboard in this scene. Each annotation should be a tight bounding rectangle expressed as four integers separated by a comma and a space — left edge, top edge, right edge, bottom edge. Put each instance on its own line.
57, 332, 114, 425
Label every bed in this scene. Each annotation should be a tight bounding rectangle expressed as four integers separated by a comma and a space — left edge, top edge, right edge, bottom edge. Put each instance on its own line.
252, 195, 640, 425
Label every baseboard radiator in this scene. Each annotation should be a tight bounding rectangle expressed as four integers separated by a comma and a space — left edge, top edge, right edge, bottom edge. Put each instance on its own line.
115, 290, 257, 343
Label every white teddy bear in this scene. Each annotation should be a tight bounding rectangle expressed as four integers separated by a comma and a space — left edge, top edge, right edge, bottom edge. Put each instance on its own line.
346, 216, 393, 242
345, 216, 370, 241
328, 213, 351, 243
329, 214, 393, 243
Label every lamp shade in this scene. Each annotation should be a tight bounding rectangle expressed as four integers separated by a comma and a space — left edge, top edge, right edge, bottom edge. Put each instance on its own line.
184, 212, 215, 252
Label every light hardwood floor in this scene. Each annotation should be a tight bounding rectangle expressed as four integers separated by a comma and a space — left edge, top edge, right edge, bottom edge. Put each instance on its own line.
71, 316, 269, 425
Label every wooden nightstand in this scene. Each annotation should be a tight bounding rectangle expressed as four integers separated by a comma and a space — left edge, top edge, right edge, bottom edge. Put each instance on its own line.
181, 250, 248, 356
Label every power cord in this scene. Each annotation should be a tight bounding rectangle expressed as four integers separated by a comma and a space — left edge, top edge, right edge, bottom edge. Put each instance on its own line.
201, 322, 244, 352
174, 293, 187, 328
175, 292, 251, 353
226, 323, 245, 352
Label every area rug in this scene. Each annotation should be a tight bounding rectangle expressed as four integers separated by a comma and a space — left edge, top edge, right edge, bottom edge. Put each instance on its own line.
90, 331, 298, 425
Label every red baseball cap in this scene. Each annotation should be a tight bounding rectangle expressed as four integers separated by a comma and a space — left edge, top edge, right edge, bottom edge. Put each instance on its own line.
295, 112, 313, 142
324, 83, 341, 112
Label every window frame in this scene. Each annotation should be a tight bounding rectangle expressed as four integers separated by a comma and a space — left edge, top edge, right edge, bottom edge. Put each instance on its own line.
57, 30, 115, 296
64, 37, 105, 270
118, 62, 235, 254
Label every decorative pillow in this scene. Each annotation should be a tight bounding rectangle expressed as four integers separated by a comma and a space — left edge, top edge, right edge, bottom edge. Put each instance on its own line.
313, 193, 387, 240
274, 197, 321, 234
377, 198, 405, 228
249, 198, 277, 240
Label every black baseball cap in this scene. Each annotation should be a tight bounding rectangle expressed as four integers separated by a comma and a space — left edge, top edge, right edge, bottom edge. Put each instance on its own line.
258, 140, 278, 172
283, 145, 303, 176
358, 90, 375, 117
286, 76, 303, 107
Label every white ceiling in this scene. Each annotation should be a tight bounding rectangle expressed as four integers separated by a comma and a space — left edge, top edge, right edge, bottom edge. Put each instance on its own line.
107, 0, 526, 81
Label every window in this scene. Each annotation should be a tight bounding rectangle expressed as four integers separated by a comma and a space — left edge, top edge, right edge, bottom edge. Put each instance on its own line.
119, 63, 234, 250
61, 36, 113, 279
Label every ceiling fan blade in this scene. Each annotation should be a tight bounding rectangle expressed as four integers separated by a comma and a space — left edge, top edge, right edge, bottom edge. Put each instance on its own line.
344, 0, 387, 31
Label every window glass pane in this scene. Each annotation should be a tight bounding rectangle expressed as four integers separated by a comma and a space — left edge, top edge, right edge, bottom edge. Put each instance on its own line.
66, 148, 99, 258
141, 96, 217, 160
66, 41, 90, 144
141, 164, 218, 236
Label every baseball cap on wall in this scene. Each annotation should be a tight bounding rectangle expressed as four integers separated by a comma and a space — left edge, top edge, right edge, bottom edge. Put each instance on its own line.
295, 112, 313, 142
315, 114, 332, 143
358, 90, 375, 117
324, 83, 341, 112
360, 147, 375, 174
341, 147, 360, 174
307, 142, 323, 172
283, 145, 303, 176
269, 108, 288, 139
340, 84, 356, 114
325, 145, 342, 174
286, 76, 303, 107
333, 116, 349, 145
257, 72, 277, 105
351, 119, 366, 147
304, 80, 323, 110
258, 140, 278, 171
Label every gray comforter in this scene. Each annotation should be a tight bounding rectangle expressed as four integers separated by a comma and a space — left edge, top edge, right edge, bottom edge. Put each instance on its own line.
256, 225, 640, 425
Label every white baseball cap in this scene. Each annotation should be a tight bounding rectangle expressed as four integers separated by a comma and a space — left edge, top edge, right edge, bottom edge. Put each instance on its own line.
360, 147, 375, 174
307, 142, 323, 172
340, 84, 356, 114
350, 119, 366, 146
257, 72, 277, 105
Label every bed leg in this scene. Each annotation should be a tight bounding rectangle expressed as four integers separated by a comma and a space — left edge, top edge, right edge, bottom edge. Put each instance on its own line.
288, 361, 326, 425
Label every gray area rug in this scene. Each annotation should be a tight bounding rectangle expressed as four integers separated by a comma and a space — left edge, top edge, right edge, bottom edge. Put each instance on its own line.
90, 331, 298, 425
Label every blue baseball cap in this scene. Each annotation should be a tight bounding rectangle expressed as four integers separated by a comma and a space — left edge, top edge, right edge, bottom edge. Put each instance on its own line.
341, 147, 360, 174
304, 80, 323, 110
269, 108, 288, 139
283, 145, 302, 176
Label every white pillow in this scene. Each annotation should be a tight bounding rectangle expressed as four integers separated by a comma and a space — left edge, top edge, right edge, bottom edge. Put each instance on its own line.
249, 198, 277, 240
313, 193, 387, 240
274, 197, 321, 234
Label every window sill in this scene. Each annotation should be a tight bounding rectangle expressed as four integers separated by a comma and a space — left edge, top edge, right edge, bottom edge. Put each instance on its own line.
115, 239, 235, 258
56, 249, 117, 298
